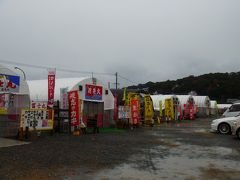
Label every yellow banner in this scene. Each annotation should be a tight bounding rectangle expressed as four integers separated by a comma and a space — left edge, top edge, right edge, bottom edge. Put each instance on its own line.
144, 95, 154, 120
159, 100, 162, 117
165, 98, 174, 120
0, 108, 7, 115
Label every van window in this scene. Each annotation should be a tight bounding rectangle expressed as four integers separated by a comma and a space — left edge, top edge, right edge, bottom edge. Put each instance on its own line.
229, 104, 240, 112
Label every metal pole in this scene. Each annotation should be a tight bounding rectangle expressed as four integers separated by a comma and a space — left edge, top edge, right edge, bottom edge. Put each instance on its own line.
14, 67, 26, 80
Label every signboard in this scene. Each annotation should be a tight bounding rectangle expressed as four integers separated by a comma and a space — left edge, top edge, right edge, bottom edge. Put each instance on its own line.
20, 109, 54, 131
60, 88, 69, 117
118, 106, 131, 119
47, 69, 56, 108
130, 99, 140, 125
85, 84, 103, 101
68, 90, 80, 127
31, 101, 47, 109
144, 96, 154, 120
0, 74, 20, 93
0, 94, 8, 114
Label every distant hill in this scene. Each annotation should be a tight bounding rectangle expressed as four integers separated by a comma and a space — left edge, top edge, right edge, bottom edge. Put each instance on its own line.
127, 72, 240, 103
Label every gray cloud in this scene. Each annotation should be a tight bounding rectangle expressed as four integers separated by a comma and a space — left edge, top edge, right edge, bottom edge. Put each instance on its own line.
0, 0, 239, 87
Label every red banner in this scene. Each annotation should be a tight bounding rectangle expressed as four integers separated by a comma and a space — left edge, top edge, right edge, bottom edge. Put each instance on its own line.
68, 90, 80, 127
114, 96, 118, 121
130, 99, 140, 125
47, 69, 56, 108
189, 104, 195, 120
85, 84, 103, 101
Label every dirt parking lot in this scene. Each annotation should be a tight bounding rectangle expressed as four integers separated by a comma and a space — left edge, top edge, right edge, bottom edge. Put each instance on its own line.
0, 118, 240, 180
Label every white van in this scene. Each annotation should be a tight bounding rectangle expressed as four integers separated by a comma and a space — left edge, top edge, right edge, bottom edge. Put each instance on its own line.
223, 103, 240, 117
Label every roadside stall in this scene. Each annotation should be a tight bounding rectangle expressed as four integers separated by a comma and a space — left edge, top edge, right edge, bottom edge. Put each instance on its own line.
0, 65, 30, 137
28, 77, 115, 132
150, 95, 180, 121
177, 95, 195, 120
192, 96, 210, 118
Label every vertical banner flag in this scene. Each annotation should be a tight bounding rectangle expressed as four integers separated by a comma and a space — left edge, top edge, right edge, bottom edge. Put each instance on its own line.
189, 104, 194, 120
159, 100, 162, 117
60, 87, 69, 117
68, 90, 80, 127
114, 96, 118, 121
47, 68, 56, 108
130, 99, 140, 125
144, 96, 153, 120
165, 99, 174, 121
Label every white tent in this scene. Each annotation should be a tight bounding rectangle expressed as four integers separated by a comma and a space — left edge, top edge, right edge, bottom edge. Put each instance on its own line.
28, 77, 114, 110
177, 95, 195, 108
192, 96, 210, 117
150, 94, 179, 111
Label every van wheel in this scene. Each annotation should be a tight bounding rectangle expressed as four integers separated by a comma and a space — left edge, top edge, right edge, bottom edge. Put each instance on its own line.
237, 129, 240, 139
218, 123, 231, 134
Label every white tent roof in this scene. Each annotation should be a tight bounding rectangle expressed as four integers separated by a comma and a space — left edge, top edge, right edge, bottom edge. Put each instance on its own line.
150, 94, 179, 110
28, 77, 114, 110
177, 95, 195, 107
0, 64, 29, 95
193, 96, 210, 108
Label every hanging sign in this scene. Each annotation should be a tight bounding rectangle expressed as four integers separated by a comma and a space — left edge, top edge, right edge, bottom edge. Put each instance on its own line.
0, 74, 20, 93
20, 109, 54, 131
144, 95, 154, 120
130, 99, 140, 125
85, 84, 103, 101
47, 69, 56, 108
31, 101, 48, 109
68, 90, 80, 127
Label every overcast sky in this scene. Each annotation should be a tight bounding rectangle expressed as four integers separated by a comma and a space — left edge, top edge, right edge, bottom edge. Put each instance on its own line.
0, 0, 240, 87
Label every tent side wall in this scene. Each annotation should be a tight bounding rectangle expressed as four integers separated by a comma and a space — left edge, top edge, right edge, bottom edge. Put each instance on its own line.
193, 96, 210, 117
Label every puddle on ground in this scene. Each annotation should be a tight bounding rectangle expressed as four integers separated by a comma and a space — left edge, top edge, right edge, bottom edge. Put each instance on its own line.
91, 141, 240, 180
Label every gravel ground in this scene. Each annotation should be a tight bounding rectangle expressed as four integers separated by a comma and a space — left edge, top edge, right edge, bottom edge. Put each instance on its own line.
0, 118, 240, 180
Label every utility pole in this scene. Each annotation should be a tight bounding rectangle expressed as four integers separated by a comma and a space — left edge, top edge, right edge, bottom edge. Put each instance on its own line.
115, 72, 118, 91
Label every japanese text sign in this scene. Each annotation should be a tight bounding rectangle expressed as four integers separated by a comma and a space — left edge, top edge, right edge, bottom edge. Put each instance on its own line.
68, 90, 80, 126
130, 99, 140, 125
20, 109, 54, 131
47, 69, 56, 108
85, 84, 103, 101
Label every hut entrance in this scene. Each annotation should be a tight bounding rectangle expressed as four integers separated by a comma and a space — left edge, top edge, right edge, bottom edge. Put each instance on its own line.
83, 101, 104, 129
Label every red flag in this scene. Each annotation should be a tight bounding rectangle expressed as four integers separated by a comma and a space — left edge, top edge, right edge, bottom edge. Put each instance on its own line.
47, 69, 56, 108
68, 90, 80, 127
